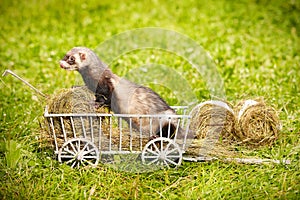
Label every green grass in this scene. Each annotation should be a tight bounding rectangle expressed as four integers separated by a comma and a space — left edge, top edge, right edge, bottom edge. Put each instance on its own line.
1, 0, 299, 199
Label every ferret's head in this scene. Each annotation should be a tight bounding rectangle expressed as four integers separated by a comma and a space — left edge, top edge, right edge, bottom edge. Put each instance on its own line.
59, 47, 106, 71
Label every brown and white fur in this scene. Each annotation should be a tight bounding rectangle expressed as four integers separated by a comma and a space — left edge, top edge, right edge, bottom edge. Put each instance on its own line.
60, 47, 181, 138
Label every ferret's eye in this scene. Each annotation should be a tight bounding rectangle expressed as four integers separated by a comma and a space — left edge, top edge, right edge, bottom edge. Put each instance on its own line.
67, 56, 75, 64
70, 56, 75, 61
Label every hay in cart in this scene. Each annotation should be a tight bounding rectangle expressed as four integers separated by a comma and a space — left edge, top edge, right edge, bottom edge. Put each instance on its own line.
42, 86, 151, 152
44, 87, 109, 146
47, 86, 101, 114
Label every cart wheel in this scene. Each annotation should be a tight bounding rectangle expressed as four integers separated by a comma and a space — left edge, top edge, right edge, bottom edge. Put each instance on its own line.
58, 138, 99, 168
141, 137, 182, 168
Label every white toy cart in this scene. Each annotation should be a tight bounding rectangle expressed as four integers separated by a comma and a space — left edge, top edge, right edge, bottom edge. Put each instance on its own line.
44, 106, 192, 169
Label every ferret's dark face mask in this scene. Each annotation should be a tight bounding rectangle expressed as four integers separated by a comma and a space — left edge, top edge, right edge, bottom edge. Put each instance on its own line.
59, 54, 79, 70
59, 51, 86, 71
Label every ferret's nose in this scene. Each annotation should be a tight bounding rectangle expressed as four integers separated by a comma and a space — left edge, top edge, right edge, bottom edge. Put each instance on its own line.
59, 61, 65, 69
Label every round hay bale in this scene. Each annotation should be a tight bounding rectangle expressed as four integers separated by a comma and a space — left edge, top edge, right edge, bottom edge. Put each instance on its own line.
43, 86, 111, 148
47, 86, 102, 114
234, 99, 280, 147
189, 100, 236, 144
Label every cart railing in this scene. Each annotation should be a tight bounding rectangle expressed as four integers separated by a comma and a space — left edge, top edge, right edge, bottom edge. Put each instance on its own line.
44, 106, 192, 155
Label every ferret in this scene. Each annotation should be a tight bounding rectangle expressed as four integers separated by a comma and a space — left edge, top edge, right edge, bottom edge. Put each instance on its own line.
59, 47, 181, 138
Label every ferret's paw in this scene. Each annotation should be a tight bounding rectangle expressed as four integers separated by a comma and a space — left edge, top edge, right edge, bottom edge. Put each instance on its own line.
93, 101, 101, 109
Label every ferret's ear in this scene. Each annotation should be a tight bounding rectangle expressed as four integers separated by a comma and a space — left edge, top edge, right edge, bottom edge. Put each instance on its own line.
79, 52, 86, 61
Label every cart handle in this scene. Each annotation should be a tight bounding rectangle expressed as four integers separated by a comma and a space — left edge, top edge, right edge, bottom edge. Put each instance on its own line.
2, 69, 46, 98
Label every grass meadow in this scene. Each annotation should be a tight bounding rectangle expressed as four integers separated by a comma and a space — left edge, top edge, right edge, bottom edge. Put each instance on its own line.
0, 0, 299, 199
